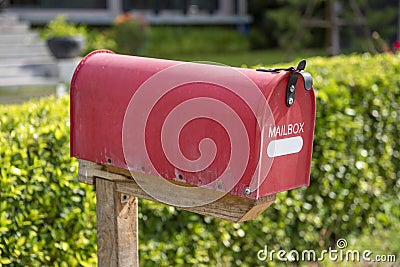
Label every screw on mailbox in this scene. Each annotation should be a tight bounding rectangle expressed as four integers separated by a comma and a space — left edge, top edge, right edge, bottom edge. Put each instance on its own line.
217, 181, 223, 189
244, 188, 251, 195
121, 194, 130, 203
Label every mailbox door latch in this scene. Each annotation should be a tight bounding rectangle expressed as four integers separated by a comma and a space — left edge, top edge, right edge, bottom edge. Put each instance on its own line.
286, 71, 300, 107
257, 59, 313, 107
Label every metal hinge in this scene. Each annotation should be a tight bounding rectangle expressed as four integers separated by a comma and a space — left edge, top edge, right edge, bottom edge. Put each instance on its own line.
257, 59, 313, 107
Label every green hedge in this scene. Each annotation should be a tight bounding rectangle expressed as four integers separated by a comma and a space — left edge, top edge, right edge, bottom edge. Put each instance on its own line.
0, 98, 97, 266
1, 53, 399, 266
145, 26, 249, 58
81, 26, 249, 58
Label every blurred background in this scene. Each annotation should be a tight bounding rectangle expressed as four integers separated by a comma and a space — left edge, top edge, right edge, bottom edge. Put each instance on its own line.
1, 0, 399, 102
1, 0, 399, 100
0, 1, 399, 266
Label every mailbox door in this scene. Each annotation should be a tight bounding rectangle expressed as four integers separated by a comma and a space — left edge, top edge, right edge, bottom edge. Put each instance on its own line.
256, 73, 315, 198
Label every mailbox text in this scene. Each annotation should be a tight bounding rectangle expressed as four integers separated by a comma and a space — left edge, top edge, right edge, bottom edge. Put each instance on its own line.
269, 122, 305, 138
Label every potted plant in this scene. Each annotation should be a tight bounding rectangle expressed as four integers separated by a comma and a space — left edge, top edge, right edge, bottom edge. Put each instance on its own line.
42, 15, 86, 59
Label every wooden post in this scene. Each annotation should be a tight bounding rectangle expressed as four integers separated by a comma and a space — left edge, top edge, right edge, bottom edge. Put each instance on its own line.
96, 178, 139, 267
78, 159, 275, 264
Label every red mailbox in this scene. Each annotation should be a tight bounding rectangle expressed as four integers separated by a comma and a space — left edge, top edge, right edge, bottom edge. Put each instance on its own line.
71, 50, 315, 221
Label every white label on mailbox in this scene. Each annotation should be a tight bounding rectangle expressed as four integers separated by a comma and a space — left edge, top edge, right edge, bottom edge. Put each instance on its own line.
267, 136, 303, 158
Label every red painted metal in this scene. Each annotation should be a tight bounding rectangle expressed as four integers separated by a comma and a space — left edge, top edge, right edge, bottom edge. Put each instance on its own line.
70, 50, 315, 199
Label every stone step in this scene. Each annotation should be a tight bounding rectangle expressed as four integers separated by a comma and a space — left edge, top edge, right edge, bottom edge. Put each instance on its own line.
0, 56, 55, 65
0, 14, 65, 92
0, 63, 57, 78
0, 13, 19, 24
0, 76, 59, 88
0, 38, 45, 46
0, 44, 49, 55
0, 51, 51, 59
0, 50, 52, 59
0, 32, 41, 43
0, 22, 30, 34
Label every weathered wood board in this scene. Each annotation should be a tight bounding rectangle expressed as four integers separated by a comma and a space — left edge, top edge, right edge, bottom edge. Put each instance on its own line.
79, 159, 276, 223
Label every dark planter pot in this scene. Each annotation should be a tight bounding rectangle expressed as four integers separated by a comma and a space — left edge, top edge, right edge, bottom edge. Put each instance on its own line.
47, 36, 84, 59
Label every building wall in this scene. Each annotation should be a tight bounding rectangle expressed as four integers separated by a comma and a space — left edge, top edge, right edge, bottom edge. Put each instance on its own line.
5, 0, 250, 25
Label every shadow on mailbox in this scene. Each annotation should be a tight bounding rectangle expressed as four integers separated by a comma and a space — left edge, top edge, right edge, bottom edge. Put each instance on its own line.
71, 50, 316, 222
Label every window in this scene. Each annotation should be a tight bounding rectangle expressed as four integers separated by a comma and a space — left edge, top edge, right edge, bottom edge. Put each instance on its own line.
123, 0, 218, 14
9, 0, 107, 9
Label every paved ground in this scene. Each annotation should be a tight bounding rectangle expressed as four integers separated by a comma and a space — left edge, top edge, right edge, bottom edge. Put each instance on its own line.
0, 12, 59, 104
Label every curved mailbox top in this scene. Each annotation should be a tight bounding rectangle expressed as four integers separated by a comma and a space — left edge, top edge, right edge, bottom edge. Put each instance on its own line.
71, 50, 316, 200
